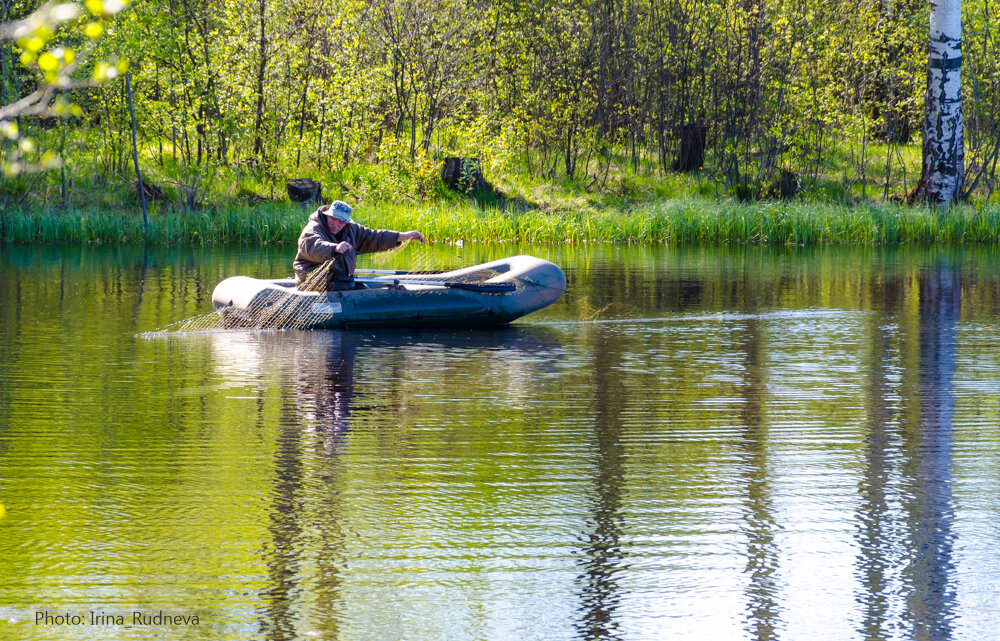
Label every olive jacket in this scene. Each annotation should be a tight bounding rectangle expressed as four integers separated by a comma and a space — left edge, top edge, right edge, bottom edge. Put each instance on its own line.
293, 210, 400, 289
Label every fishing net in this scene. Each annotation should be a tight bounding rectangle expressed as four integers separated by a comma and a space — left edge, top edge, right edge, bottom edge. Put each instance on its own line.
370, 237, 437, 269
149, 259, 341, 334
355, 238, 511, 289
152, 239, 508, 334
157, 282, 331, 333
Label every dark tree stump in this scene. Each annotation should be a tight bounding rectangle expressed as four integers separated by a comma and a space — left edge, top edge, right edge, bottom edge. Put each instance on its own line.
671, 124, 707, 172
287, 178, 323, 203
136, 180, 166, 202
442, 157, 492, 192
238, 189, 269, 205
772, 169, 800, 200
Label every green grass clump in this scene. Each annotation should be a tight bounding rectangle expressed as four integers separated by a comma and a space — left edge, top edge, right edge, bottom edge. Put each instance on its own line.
0, 202, 307, 245
358, 199, 1000, 245
6, 129, 1000, 247
5, 196, 1000, 246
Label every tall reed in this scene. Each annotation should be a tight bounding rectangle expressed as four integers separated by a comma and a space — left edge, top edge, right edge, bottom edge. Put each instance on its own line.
5, 199, 1000, 245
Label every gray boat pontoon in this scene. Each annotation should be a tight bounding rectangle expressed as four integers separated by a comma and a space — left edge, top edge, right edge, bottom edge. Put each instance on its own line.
211, 255, 566, 329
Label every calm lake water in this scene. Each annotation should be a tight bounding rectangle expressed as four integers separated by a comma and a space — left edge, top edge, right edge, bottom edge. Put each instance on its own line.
1, 242, 999, 641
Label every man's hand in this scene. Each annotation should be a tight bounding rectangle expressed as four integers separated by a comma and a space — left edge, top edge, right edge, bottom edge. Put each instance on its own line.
334, 241, 353, 254
400, 231, 426, 243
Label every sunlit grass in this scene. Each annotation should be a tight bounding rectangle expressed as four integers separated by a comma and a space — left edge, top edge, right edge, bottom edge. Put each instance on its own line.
5, 198, 1000, 245
5, 129, 1000, 245
0, 202, 305, 245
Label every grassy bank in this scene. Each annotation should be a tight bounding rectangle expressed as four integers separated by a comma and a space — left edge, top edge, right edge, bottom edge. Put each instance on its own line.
5, 198, 1000, 245
6, 129, 1000, 245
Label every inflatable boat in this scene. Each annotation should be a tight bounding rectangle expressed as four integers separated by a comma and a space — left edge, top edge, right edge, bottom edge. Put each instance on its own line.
211, 255, 566, 329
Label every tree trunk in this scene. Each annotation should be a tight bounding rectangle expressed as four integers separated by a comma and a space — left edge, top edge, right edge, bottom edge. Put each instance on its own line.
409, 68, 417, 160
317, 102, 324, 170
565, 125, 576, 179
252, 0, 268, 159
1, 0, 10, 107
295, 50, 313, 169
1, 0, 23, 131
912, 0, 964, 205
59, 108, 67, 205
126, 73, 150, 243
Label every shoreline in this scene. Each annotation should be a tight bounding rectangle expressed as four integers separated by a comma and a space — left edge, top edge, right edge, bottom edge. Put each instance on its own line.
4, 198, 1000, 246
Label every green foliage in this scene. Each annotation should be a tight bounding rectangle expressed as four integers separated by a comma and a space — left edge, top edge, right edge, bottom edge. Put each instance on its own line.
1, 0, 128, 175
5, 0, 1000, 223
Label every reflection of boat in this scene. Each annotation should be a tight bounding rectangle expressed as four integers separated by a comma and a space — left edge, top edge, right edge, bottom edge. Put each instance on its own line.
211, 255, 566, 329
201, 325, 564, 428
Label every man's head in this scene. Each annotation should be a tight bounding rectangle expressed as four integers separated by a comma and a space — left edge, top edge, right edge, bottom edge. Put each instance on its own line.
321, 200, 352, 234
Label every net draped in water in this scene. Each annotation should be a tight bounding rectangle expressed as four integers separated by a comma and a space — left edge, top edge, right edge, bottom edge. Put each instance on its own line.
155, 240, 503, 333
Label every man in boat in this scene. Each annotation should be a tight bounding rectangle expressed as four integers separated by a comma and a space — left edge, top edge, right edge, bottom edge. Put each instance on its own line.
294, 200, 426, 290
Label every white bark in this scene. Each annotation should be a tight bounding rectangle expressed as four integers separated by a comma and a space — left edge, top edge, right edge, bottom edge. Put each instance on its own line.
920, 0, 964, 204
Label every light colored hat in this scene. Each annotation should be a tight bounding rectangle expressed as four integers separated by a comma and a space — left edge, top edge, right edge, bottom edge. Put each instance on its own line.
321, 200, 352, 223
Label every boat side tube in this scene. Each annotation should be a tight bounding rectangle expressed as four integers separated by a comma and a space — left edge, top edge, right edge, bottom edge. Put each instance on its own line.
211, 255, 566, 328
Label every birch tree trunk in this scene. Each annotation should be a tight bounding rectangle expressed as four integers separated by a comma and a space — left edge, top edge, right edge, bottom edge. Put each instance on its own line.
913, 0, 964, 205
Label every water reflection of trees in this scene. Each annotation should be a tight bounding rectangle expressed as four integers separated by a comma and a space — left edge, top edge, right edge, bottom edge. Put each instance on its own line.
855, 271, 905, 641
735, 315, 781, 641
7, 243, 983, 639
904, 266, 959, 641
854, 262, 959, 641
208, 328, 565, 640
259, 332, 360, 641
575, 325, 627, 641
261, 402, 307, 641
727, 254, 781, 639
